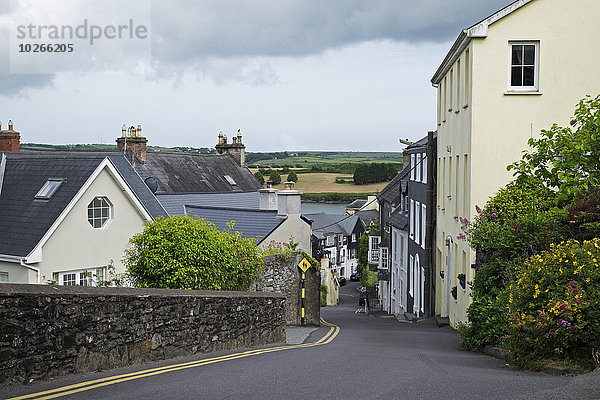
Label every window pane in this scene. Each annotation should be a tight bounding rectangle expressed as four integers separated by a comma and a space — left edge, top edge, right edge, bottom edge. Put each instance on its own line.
512, 45, 523, 66
523, 45, 535, 65
511, 66, 522, 86
523, 66, 535, 86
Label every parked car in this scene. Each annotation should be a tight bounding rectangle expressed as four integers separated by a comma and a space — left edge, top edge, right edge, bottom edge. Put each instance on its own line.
359, 287, 367, 305
350, 272, 361, 281
338, 277, 347, 286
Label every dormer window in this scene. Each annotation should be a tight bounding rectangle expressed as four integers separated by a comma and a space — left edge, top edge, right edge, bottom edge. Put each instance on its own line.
224, 175, 237, 186
35, 179, 64, 200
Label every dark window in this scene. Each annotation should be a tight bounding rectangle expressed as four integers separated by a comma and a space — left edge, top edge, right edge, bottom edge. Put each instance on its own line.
511, 44, 537, 87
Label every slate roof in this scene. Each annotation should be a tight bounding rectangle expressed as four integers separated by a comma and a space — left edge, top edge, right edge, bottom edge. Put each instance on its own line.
346, 199, 366, 210
377, 164, 410, 203
0, 154, 103, 257
106, 155, 168, 219
134, 153, 262, 194
304, 213, 359, 240
184, 205, 285, 242
389, 208, 409, 230
0, 152, 168, 258
356, 209, 379, 229
157, 191, 259, 215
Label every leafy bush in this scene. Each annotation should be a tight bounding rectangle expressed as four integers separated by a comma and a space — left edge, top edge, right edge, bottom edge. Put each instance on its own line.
125, 216, 263, 291
458, 181, 569, 349
504, 239, 600, 369
320, 284, 328, 307
567, 186, 600, 241
508, 94, 600, 203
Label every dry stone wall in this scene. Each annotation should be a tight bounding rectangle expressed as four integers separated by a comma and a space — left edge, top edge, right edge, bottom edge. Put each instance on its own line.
0, 284, 285, 386
250, 253, 320, 326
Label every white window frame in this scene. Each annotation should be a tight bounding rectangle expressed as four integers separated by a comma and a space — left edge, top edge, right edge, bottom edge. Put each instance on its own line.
409, 255, 414, 296
88, 196, 112, 229
421, 204, 427, 249
507, 41, 540, 92
57, 267, 107, 287
326, 235, 334, 246
380, 247, 389, 269
409, 200, 415, 240
414, 201, 420, 246
416, 153, 421, 182
62, 273, 76, 286
410, 154, 415, 180
0, 271, 8, 283
351, 233, 357, 242
422, 153, 427, 184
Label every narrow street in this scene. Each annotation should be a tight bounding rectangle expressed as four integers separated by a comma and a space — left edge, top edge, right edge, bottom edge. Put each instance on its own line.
1, 282, 588, 400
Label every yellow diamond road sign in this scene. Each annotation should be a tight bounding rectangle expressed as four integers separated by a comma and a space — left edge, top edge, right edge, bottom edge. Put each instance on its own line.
298, 258, 311, 272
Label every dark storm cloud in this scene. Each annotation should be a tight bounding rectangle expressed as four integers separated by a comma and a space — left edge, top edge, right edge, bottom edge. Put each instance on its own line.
0, 25, 54, 96
150, 0, 511, 62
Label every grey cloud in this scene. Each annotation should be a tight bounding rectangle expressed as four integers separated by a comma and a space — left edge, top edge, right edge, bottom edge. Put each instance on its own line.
0, 26, 54, 96
150, 0, 510, 63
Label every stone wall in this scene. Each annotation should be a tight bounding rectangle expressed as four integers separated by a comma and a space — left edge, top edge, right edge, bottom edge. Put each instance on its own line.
250, 252, 320, 326
0, 284, 285, 386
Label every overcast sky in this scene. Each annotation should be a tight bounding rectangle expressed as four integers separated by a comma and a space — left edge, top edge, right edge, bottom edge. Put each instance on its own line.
0, 0, 510, 152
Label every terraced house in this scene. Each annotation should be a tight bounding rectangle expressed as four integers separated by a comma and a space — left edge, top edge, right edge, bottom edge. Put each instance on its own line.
431, 0, 600, 326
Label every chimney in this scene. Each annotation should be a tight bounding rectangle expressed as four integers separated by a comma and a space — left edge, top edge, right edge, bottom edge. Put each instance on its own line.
0, 120, 20, 152
116, 124, 147, 163
277, 188, 302, 216
283, 181, 295, 190
259, 187, 278, 210
403, 150, 409, 167
215, 130, 246, 166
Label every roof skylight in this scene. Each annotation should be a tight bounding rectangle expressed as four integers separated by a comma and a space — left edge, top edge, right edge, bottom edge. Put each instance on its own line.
35, 179, 64, 200
224, 175, 237, 186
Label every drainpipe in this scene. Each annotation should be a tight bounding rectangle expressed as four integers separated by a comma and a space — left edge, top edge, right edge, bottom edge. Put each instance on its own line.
424, 130, 436, 318
20, 258, 41, 284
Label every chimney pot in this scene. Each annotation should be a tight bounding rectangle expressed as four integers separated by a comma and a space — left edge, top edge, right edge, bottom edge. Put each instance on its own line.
8, 120, 13, 130
121, 124, 127, 137
284, 181, 295, 190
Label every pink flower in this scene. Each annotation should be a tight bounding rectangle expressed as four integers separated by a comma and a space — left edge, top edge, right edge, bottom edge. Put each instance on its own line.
475, 205, 482, 213
525, 337, 530, 342
548, 329, 555, 336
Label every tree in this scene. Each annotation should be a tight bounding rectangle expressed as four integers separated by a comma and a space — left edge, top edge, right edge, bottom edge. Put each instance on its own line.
125, 216, 263, 291
269, 170, 282, 185
287, 170, 298, 182
508, 94, 600, 203
254, 171, 265, 185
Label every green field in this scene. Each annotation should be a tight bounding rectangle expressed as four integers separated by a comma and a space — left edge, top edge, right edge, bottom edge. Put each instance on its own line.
246, 151, 403, 167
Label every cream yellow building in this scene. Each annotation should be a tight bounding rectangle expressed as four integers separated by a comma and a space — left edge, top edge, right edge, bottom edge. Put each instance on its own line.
431, 0, 600, 326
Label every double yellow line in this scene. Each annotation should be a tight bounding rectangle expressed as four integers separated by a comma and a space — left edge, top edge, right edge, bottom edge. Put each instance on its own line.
8, 318, 339, 400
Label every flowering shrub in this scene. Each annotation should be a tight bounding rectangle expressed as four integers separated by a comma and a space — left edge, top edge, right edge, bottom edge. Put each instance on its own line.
457, 181, 568, 350
504, 239, 600, 369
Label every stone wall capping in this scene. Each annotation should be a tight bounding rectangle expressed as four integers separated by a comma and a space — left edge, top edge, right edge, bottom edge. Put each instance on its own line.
0, 283, 285, 299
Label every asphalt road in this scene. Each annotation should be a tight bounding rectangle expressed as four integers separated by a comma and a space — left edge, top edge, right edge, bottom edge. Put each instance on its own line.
3, 281, 597, 400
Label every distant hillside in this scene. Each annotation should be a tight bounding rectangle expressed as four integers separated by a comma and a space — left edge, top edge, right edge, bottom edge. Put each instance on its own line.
20, 145, 403, 167
21, 143, 216, 154
246, 151, 403, 166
